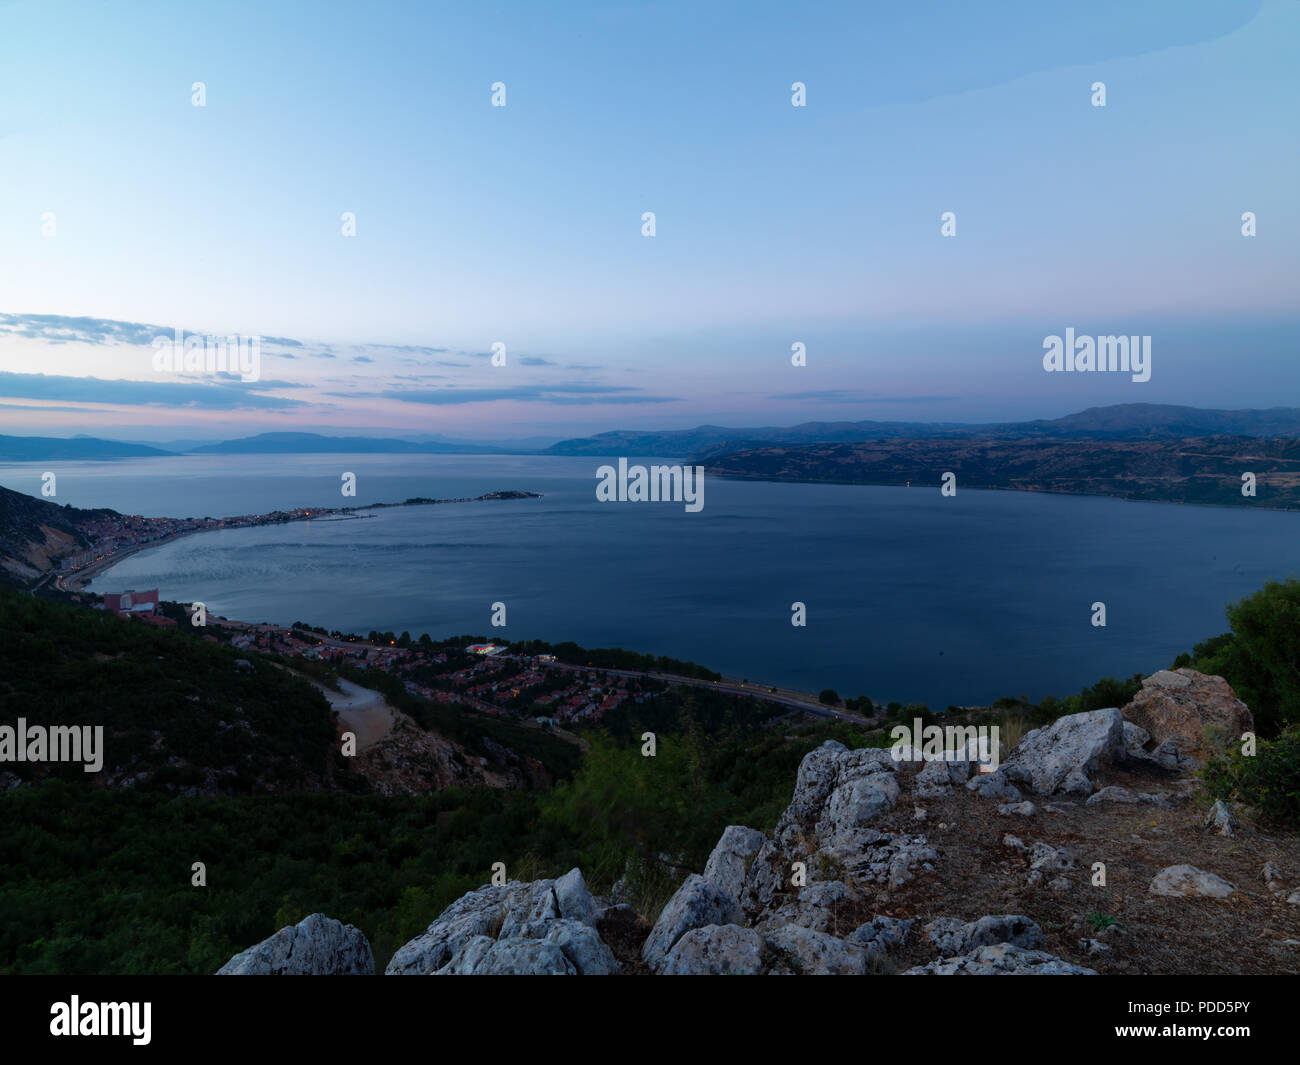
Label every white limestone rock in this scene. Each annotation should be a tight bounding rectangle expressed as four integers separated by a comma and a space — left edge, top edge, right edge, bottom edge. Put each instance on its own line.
904, 943, 1098, 975
703, 825, 767, 905
217, 913, 374, 975
553, 867, 597, 925
660, 924, 765, 975
642, 873, 744, 971
923, 914, 1043, 956
1000, 707, 1126, 796
1149, 864, 1236, 898
763, 924, 870, 975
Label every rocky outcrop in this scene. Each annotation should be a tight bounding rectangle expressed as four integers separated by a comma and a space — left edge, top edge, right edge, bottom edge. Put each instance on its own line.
998, 707, 1126, 796
217, 913, 374, 975
904, 943, 1098, 975
660, 924, 765, 975
642, 874, 743, 971
763, 925, 870, 975
966, 771, 1023, 802
847, 915, 912, 959
438, 936, 575, 975
221, 677, 1262, 978
924, 914, 1043, 955
702, 825, 766, 905
1121, 669, 1253, 760
386, 868, 619, 975
737, 741, 931, 921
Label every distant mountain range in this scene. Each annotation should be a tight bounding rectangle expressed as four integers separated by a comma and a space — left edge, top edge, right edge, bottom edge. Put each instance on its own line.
0, 434, 172, 461
185, 432, 513, 456
547, 404, 1300, 456
6, 404, 1300, 462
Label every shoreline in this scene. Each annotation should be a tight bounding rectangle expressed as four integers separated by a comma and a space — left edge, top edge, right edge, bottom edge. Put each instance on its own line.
54, 491, 543, 593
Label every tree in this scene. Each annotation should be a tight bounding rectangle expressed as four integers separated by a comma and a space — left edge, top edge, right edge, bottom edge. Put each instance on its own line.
818, 689, 840, 706
1207, 578, 1300, 736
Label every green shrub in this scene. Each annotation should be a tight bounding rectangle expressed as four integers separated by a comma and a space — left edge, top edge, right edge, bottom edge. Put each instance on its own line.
1201, 725, 1300, 828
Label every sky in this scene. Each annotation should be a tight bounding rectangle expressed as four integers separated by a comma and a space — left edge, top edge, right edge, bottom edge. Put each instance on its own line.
0, 0, 1296, 442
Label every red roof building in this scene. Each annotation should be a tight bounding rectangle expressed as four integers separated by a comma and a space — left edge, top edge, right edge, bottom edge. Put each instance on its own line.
102, 589, 160, 617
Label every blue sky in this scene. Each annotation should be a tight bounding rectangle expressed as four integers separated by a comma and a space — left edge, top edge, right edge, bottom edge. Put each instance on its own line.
0, 0, 1296, 441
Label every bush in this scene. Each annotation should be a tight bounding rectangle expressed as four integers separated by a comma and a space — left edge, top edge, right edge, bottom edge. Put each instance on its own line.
1201, 725, 1300, 828
1207, 579, 1300, 736
818, 689, 840, 706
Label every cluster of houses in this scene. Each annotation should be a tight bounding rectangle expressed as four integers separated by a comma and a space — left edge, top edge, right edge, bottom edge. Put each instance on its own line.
534, 679, 638, 723
65, 508, 330, 576
94, 590, 654, 725
65, 513, 217, 570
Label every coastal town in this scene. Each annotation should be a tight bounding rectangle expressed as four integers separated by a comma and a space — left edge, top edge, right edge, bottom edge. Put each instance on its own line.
227, 625, 657, 727
70, 579, 659, 729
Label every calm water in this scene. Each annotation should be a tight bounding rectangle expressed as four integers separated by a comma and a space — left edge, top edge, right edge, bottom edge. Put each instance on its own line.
3, 454, 1297, 708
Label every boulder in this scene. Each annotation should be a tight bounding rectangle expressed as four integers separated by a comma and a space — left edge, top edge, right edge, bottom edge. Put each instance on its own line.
1087, 786, 1171, 806
1001, 707, 1126, 796
915, 758, 954, 798
553, 867, 596, 925
498, 878, 560, 938
1122, 670, 1253, 760
775, 741, 850, 846
437, 936, 576, 975
387, 874, 620, 975
1123, 721, 1151, 752
217, 913, 374, 975
1151, 739, 1189, 771
965, 770, 1023, 803
758, 880, 849, 934
703, 825, 767, 904
660, 924, 765, 975
772, 742, 901, 854
903, 943, 1098, 975
542, 918, 620, 974
815, 762, 901, 850
642, 874, 744, 971
1028, 842, 1077, 876
923, 914, 1043, 956
1087, 785, 1140, 805
1204, 800, 1238, 839
763, 924, 870, 975
847, 915, 912, 957
1149, 864, 1235, 898
386, 884, 509, 974
739, 742, 916, 920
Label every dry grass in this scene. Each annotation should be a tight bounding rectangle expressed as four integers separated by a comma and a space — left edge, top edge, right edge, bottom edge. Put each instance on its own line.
999, 714, 1028, 752
845, 762, 1300, 974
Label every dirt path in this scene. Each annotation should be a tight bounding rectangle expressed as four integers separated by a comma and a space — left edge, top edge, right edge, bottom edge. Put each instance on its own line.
315, 678, 397, 751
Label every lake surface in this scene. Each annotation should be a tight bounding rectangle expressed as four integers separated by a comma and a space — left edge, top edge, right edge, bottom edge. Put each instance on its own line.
3, 454, 1297, 708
